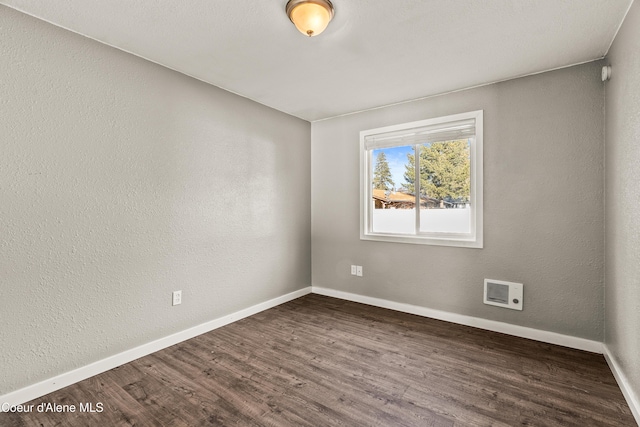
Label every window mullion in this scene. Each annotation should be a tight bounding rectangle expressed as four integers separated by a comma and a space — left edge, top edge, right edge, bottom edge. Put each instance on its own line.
367, 149, 373, 233
414, 144, 420, 235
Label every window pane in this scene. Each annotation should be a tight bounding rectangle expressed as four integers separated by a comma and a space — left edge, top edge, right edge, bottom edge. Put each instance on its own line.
418, 139, 471, 234
372, 208, 416, 234
371, 146, 415, 234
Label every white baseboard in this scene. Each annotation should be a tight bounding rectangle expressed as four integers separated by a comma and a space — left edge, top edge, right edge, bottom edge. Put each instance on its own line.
0, 286, 615, 410
603, 345, 640, 426
311, 287, 603, 354
0, 287, 312, 407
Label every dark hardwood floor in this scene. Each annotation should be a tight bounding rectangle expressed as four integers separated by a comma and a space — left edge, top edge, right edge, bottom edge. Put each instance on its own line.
3, 294, 636, 426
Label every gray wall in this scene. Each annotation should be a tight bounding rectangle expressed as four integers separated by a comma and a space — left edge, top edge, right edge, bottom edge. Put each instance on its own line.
0, 5, 311, 395
605, 0, 640, 408
312, 62, 605, 340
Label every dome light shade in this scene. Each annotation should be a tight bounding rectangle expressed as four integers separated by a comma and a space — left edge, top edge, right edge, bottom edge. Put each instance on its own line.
286, 0, 334, 37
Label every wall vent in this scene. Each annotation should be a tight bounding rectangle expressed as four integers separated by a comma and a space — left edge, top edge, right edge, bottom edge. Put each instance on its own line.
484, 279, 523, 311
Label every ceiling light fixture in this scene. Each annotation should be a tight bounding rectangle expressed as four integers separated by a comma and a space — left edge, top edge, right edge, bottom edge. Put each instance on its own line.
286, 0, 334, 37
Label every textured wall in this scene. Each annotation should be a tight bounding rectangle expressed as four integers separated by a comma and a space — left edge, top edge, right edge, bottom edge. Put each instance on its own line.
605, 0, 640, 410
312, 62, 605, 340
0, 5, 311, 395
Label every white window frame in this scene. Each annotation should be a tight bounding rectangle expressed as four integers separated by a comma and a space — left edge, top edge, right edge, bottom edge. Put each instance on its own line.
360, 110, 483, 248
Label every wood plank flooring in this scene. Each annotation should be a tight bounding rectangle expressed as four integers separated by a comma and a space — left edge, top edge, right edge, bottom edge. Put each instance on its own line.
3, 294, 636, 426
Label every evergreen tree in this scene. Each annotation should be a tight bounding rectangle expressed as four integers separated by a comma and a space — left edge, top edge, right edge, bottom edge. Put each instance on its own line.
404, 152, 416, 194
372, 152, 395, 190
403, 140, 470, 203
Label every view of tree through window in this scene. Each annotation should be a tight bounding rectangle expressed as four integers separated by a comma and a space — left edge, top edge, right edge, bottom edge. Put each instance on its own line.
371, 140, 471, 235
372, 152, 395, 191
405, 140, 470, 205
362, 110, 482, 247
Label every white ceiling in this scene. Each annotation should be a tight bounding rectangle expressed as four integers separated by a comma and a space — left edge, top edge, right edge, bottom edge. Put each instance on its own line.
1, 0, 633, 121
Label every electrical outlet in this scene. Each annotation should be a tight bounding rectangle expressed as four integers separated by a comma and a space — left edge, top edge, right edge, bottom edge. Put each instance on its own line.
351, 265, 357, 275
356, 266, 363, 277
172, 290, 182, 306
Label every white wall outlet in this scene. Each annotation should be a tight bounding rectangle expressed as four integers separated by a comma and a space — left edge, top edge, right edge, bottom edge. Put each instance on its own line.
356, 266, 363, 277
172, 290, 182, 306
351, 265, 357, 275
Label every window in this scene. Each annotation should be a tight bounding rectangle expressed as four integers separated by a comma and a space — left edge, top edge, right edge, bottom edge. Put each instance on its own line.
360, 110, 483, 248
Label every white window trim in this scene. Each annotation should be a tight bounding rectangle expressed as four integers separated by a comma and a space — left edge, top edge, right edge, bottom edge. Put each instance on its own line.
360, 110, 483, 248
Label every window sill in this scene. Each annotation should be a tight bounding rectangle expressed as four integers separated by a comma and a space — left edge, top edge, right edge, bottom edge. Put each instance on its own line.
360, 232, 483, 248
